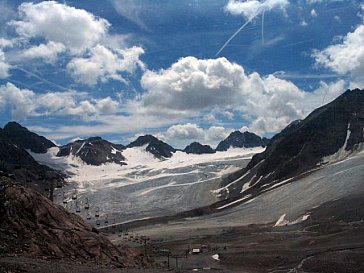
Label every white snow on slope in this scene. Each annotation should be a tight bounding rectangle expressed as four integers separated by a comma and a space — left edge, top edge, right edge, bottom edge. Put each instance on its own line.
30, 146, 264, 222
322, 123, 352, 164
274, 213, 310, 227
31, 146, 264, 185
211, 254, 220, 261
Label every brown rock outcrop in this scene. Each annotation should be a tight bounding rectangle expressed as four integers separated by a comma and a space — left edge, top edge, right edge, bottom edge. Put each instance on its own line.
0, 177, 144, 267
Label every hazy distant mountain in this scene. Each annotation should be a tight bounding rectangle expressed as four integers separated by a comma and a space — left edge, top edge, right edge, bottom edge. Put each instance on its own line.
2, 121, 56, 153
127, 135, 176, 159
184, 142, 215, 154
220, 88, 364, 198
57, 137, 125, 166
215, 131, 269, 151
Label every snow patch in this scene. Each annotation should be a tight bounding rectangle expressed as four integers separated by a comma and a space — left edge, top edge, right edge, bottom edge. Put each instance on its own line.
274, 213, 310, 227
217, 194, 252, 210
211, 254, 220, 261
322, 123, 352, 163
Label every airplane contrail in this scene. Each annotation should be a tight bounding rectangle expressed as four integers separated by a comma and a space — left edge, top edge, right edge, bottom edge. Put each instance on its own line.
215, 9, 262, 57
13, 66, 69, 91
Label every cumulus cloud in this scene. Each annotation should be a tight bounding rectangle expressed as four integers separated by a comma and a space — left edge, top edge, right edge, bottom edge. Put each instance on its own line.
0, 82, 35, 119
5, 1, 145, 86
0, 82, 120, 120
225, 0, 289, 19
141, 57, 245, 113
0, 50, 10, 79
313, 24, 364, 88
137, 56, 344, 136
205, 126, 232, 143
0, 38, 14, 49
204, 113, 218, 123
162, 123, 232, 148
166, 123, 204, 140
9, 1, 109, 53
21, 42, 66, 63
67, 45, 145, 85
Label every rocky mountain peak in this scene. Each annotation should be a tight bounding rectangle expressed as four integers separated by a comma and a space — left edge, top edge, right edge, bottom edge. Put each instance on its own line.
127, 135, 176, 159
184, 142, 215, 154
219, 88, 364, 199
3, 121, 56, 153
215, 130, 268, 151
57, 137, 125, 166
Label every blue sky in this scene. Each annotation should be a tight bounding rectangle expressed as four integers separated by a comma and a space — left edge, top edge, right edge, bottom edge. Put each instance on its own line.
0, 0, 363, 148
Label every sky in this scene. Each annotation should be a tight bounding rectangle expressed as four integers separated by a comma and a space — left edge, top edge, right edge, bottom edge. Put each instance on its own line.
0, 0, 363, 148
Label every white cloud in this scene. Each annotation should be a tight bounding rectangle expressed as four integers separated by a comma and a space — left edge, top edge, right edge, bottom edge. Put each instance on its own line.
205, 126, 231, 143
0, 38, 14, 49
140, 57, 246, 113
162, 123, 232, 148
9, 1, 110, 53
138, 56, 344, 136
300, 20, 308, 26
166, 123, 204, 140
310, 9, 318, 17
111, 0, 148, 30
313, 24, 364, 88
21, 41, 66, 63
0, 50, 10, 79
359, 3, 364, 21
225, 0, 289, 19
0, 82, 121, 120
94, 97, 120, 114
3, 1, 145, 86
306, 0, 322, 3
67, 45, 145, 85
203, 113, 218, 123
0, 82, 35, 119
222, 111, 234, 120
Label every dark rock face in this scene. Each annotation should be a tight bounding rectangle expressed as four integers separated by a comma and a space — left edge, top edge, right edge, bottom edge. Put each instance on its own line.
215, 131, 268, 151
0, 127, 63, 189
220, 88, 364, 199
0, 178, 143, 266
127, 135, 176, 158
184, 142, 215, 154
57, 137, 125, 166
0, 128, 39, 167
2, 122, 56, 153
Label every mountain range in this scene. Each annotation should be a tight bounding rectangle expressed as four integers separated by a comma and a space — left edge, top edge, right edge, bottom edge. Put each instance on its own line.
0, 121, 268, 172
2, 89, 363, 197
218, 88, 364, 200
57, 137, 126, 166
215, 131, 269, 151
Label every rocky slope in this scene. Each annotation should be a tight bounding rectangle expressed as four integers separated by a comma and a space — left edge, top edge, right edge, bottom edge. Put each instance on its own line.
183, 142, 215, 154
220, 88, 364, 198
2, 122, 56, 153
215, 131, 269, 151
0, 127, 63, 188
127, 135, 176, 159
57, 137, 126, 166
0, 128, 39, 168
0, 176, 145, 267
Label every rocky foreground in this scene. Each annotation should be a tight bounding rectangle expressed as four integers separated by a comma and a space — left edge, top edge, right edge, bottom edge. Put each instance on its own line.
0, 176, 155, 272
